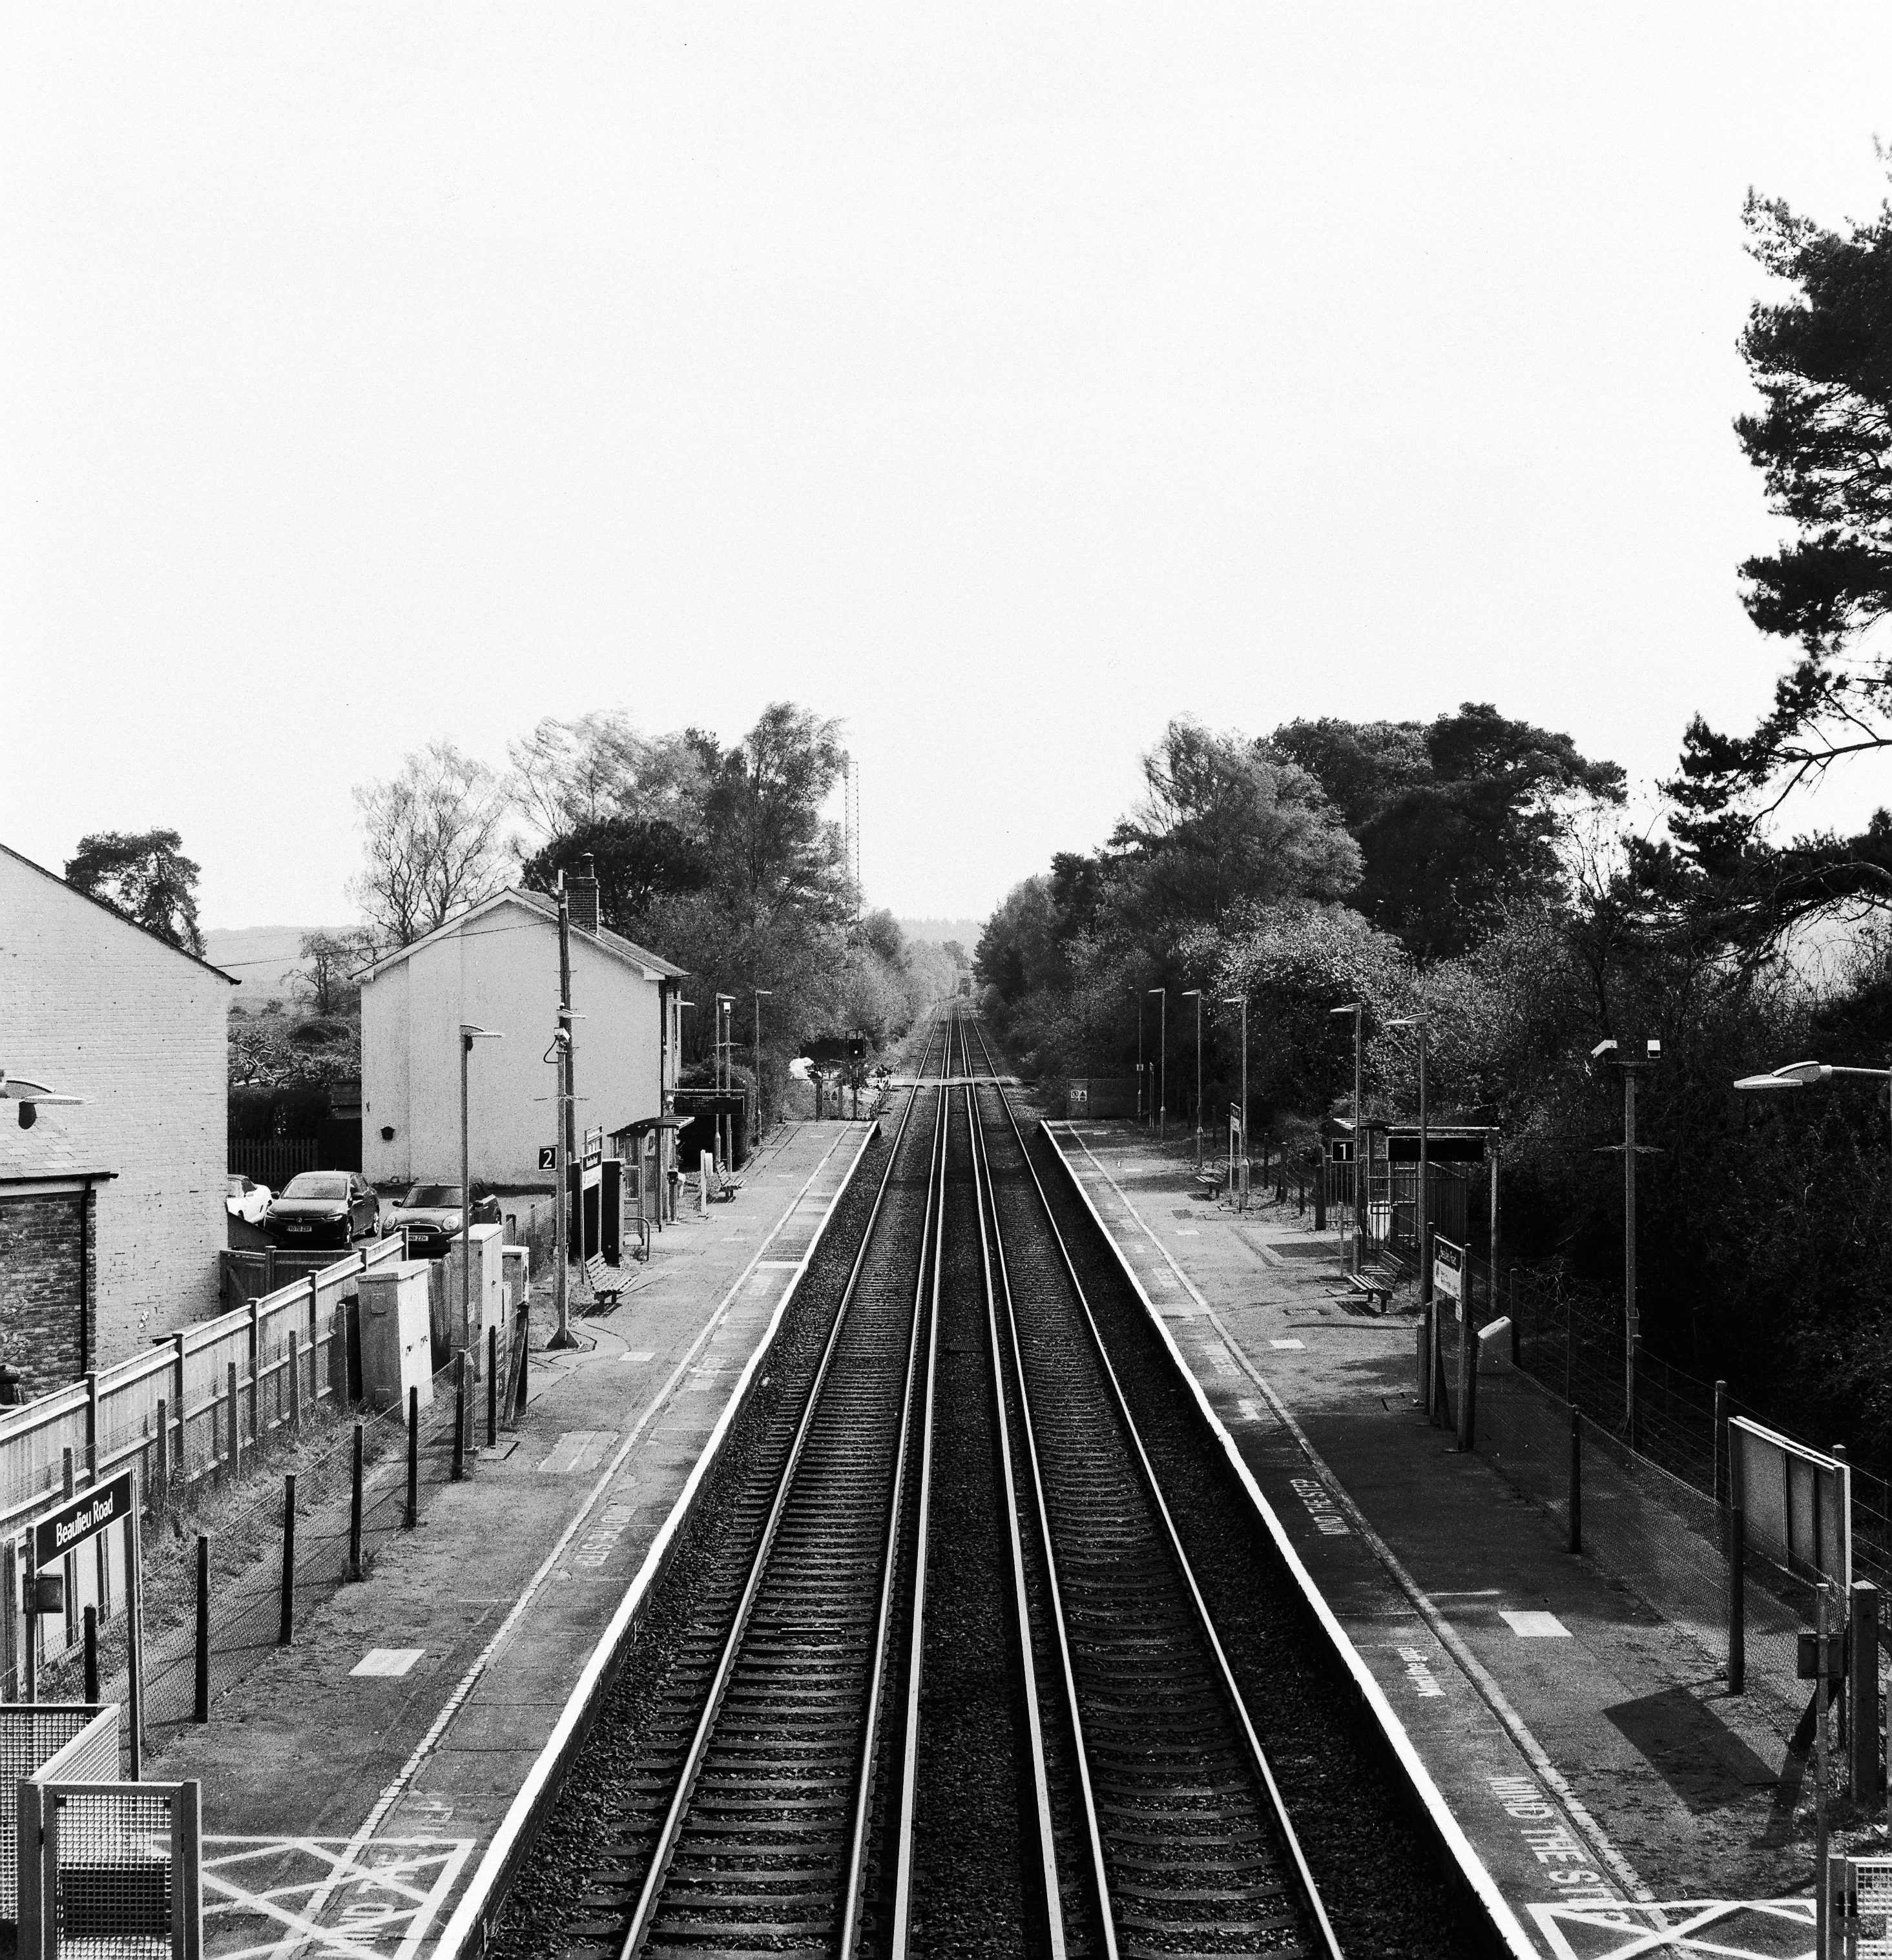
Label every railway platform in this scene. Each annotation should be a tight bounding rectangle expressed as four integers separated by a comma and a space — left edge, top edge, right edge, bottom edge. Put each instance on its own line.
1045, 1118, 1819, 1960
151, 1118, 877, 1960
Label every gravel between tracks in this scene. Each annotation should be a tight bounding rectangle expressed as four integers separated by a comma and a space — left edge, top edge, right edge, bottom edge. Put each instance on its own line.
488, 1127, 893, 1960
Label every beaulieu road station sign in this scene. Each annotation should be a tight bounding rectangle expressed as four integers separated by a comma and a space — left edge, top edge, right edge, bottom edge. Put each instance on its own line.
34, 1469, 134, 1565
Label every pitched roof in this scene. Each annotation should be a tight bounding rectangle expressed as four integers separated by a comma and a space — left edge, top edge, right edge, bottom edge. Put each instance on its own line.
0, 841, 239, 984
356, 887, 688, 985
0, 1115, 116, 1184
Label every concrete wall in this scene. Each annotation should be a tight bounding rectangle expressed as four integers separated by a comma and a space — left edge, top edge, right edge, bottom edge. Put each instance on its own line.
361, 896, 671, 1191
0, 851, 229, 1365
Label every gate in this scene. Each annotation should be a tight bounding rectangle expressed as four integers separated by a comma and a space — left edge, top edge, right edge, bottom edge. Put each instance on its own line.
16, 1779, 200, 1960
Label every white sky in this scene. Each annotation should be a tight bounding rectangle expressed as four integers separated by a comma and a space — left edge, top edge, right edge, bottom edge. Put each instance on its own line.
6, 5, 1892, 931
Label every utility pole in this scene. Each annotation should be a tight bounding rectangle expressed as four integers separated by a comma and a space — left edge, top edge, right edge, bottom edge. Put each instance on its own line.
1592, 1038, 1661, 1450
753, 989, 773, 1137
558, 878, 576, 1166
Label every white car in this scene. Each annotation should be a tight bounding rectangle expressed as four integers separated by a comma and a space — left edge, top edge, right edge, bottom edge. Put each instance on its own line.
225, 1175, 271, 1227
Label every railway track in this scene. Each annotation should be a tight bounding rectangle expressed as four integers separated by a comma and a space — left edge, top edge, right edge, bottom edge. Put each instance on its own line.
504, 1001, 1481, 1960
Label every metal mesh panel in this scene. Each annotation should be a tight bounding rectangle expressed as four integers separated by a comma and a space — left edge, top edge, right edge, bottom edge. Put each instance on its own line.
0, 1709, 94, 1920
1857, 1855, 1892, 1957
50, 1787, 173, 1960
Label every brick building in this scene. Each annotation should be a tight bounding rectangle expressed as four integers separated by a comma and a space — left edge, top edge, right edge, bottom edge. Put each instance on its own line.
0, 844, 235, 1388
359, 880, 685, 1191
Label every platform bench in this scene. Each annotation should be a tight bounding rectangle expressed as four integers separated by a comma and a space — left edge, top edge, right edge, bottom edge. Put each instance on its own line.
1344, 1272, 1391, 1314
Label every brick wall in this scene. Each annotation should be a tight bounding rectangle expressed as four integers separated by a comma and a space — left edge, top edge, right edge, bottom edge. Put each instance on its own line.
0, 1192, 92, 1397
0, 849, 231, 1367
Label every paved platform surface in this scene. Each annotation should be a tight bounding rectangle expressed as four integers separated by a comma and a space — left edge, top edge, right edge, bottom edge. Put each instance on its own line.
1045, 1119, 1820, 1960
155, 1119, 877, 1960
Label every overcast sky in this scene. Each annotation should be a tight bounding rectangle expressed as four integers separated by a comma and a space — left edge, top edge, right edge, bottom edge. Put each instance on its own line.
6, 6, 1892, 932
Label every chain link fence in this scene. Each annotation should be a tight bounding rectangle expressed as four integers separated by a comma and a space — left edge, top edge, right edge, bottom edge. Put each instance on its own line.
38, 1353, 477, 1765
1431, 1248, 1887, 1747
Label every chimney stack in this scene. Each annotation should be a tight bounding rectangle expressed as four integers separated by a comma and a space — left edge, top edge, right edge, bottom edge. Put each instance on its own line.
568, 855, 600, 935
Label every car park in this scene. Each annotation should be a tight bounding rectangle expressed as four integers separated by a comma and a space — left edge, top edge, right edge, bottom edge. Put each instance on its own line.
385, 1183, 501, 1258
225, 1174, 271, 1227
265, 1171, 380, 1248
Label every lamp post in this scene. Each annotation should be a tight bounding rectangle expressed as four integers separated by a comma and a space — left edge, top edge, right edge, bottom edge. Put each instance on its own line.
1329, 1003, 1364, 1275
458, 1026, 504, 1368
1220, 995, 1249, 1212
1137, 991, 1147, 1126
1594, 1037, 1662, 1450
715, 994, 735, 1168
1181, 989, 1203, 1166
1149, 988, 1167, 1140
752, 989, 773, 1136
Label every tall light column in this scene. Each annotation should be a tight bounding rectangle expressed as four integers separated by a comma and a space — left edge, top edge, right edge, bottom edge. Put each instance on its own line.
1149, 988, 1167, 1139
1181, 989, 1203, 1166
458, 1026, 504, 1367
1221, 995, 1249, 1212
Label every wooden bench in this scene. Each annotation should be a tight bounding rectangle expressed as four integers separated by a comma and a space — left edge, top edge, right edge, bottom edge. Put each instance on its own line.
1343, 1271, 1392, 1314
1192, 1171, 1223, 1196
584, 1255, 624, 1308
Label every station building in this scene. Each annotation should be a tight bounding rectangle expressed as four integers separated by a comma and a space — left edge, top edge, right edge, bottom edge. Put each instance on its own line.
0, 843, 236, 1388
357, 877, 687, 1193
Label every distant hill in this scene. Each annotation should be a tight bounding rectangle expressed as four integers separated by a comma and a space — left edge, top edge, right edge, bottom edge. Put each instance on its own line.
899, 918, 981, 954
203, 925, 349, 998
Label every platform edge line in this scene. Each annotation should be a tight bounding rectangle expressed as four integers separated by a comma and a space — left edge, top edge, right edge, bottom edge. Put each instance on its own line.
1042, 1121, 1548, 1960
423, 1119, 878, 1960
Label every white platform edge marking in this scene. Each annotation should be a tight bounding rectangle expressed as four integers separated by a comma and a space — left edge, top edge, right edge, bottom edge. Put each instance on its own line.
424, 1120, 878, 1959
1044, 1120, 1577, 1960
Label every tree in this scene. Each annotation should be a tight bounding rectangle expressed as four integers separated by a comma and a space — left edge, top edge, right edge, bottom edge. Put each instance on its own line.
519, 815, 709, 934
508, 712, 708, 841
1274, 705, 1623, 961
1672, 184, 1892, 836
293, 929, 375, 1013
348, 742, 513, 948
1108, 721, 1361, 938
65, 829, 205, 954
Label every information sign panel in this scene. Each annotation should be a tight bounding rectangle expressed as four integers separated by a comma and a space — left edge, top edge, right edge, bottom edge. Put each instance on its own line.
34, 1470, 134, 1565
1732, 1416, 1850, 1591
583, 1127, 605, 1168
1432, 1235, 1464, 1307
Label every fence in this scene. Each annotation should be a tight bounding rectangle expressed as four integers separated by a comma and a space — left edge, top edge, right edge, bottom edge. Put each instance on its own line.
0, 1235, 408, 1691
226, 1140, 320, 1188
1435, 1243, 1891, 1739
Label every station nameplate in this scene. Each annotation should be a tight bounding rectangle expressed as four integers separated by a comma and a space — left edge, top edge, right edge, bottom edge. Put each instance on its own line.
36, 1469, 134, 1563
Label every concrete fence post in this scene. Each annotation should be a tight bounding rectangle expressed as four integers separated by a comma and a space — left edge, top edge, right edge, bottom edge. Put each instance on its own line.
1714, 1379, 1729, 1520
405, 1387, 419, 1529
348, 1423, 364, 1580
82, 1604, 98, 1704
288, 1330, 302, 1435
1852, 1581, 1881, 1808
155, 1397, 169, 1514
278, 1475, 296, 1646
247, 1301, 262, 1441
225, 1362, 240, 1475
84, 1373, 98, 1480
1727, 1400, 1746, 1697
1568, 1407, 1582, 1554
452, 1354, 466, 1483
194, 1534, 211, 1722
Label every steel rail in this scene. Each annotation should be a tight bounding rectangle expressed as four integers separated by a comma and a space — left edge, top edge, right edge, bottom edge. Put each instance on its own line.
962, 1033, 1092, 1958
616, 1009, 950, 1957
884, 1007, 957, 1955
839, 1013, 950, 1957
967, 1016, 1346, 1960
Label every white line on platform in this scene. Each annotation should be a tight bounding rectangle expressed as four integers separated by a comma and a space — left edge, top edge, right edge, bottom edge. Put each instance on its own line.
1270, 1338, 1305, 1350
426, 1120, 878, 1960
1501, 1611, 1572, 1639
1047, 1120, 1649, 1948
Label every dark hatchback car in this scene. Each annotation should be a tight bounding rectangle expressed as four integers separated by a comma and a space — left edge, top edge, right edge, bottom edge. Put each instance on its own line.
384, 1183, 498, 1258
265, 1171, 380, 1248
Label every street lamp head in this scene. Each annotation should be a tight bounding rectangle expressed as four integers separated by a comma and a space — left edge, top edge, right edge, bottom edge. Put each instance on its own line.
460, 1024, 504, 1042
1148, 987, 1164, 996
1221, 997, 1243, 1006
1734, 1061, 1830, 1091
0, 1075, 82, 1129
1732, 1072, 1807, 1091
1181, 987, 1201, 999
1329, 1003, 1360, 1016
1388, 1016, 1425, 1029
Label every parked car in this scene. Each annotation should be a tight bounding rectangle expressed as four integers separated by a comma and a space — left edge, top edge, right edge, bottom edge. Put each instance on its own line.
265, 1171, 380, 1248
225, 1174, 271, 1227
385, 1183, 501, 1258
